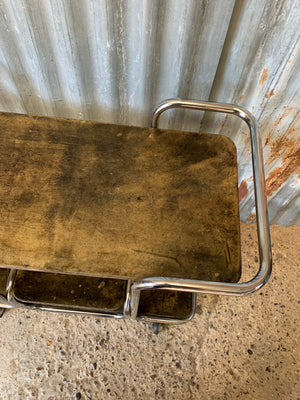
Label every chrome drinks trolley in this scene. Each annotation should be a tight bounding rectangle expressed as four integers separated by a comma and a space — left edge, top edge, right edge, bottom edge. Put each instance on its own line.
0, 99, 272, 326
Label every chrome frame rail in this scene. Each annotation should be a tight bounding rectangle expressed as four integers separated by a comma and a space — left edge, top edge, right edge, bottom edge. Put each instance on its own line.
0, 268, 15, 310
130, 98, 272, 319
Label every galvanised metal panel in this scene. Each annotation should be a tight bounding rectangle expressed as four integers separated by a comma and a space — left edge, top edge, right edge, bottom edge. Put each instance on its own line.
200, 0, 300, 226
0, 0, 234, 123
0, 0, 299, 225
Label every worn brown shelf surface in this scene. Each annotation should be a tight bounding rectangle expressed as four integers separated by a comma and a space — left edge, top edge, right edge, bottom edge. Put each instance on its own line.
0, 112, 240, 282
14, 271, 127, 313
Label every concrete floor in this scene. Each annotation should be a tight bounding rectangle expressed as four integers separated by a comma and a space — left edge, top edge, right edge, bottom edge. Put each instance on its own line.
0, 223, 299, 400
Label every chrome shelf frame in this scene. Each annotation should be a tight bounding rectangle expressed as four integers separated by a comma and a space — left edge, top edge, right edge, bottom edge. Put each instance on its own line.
130, 98, 272, 320
0, 99, 272, 325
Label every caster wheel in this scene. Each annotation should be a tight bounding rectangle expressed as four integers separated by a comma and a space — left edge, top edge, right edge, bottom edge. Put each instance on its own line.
152, 322, 164, 334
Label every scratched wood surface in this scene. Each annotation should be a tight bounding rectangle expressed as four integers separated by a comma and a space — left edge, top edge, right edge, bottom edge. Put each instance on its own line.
0, 112, 240, 282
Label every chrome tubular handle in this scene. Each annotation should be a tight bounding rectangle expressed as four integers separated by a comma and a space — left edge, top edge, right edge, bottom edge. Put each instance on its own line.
131, 98, 272, 319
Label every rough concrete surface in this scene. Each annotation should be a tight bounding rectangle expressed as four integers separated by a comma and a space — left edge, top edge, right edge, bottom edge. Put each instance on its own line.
0, 223, 299, 400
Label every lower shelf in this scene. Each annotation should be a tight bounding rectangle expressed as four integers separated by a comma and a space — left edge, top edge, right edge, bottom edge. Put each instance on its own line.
14, 270, 127, 314
11, 270, 194, 321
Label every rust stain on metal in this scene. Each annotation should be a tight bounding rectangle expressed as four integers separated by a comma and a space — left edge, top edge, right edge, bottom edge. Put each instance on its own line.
244, 135, 250, 146
260, 99, 265, 109
288, 53, 295, 63
265, 131, 300, 197
273, 106, 292, 127
266, 134, 292, 165
259, 68, 269, 86
238, 179, 248, 201
239, 94, 244, 102
219, 114, 228, 131
265, 89, 275, 98
266, 167, 284, 197
260, 89, 275, 109
247, 212, 256, 222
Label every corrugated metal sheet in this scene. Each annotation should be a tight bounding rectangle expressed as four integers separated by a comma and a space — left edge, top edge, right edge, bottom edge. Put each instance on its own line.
202, 0, 300, 226
0, 0, 299, 225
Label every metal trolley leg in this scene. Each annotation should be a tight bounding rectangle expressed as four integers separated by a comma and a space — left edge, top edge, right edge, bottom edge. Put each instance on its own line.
0, 269, 16, 316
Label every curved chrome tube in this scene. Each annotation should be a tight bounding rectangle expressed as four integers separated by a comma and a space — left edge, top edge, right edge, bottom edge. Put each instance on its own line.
0, 269, 16, 312
131, 98, 272, 319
